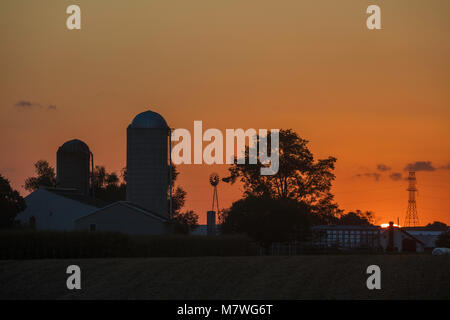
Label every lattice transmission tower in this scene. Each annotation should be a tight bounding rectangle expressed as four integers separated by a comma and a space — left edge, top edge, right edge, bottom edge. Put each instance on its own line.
404, 171, 420, 227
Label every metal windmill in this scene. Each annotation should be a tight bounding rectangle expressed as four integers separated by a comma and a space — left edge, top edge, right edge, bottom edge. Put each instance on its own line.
209, 172, 220, 213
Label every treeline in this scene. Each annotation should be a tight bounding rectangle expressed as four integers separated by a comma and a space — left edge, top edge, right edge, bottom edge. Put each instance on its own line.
0, 230, 256, 259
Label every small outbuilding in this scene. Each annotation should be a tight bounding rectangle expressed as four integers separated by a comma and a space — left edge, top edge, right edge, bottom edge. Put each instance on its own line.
380, 222, 425, 253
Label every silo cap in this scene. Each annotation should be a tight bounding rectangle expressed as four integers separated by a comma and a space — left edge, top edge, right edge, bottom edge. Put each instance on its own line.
129, 110, 168, 129
58, 139, 90, 153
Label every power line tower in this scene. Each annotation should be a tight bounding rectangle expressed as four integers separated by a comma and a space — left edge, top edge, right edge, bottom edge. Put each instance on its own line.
404, 171, 420, 227
209, 172, 220, 212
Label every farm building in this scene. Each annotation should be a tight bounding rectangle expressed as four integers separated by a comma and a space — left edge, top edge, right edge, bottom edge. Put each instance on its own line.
75, 201, 169, 235
16, 187, 106, 231
312, 225, 382, 250
379, 222, 425, 252
403, 226, 447, 250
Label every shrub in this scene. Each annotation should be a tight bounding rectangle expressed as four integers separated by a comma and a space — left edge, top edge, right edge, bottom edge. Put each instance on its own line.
435, 231, 450, 248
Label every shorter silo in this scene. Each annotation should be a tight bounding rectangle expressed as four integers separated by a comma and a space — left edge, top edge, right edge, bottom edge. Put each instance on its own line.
56, 139, 91, 196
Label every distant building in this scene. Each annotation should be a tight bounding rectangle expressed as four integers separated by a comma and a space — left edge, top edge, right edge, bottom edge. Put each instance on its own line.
75, 201, 169, 235
312, 225, 381, 250
403, 226, 447, 250
311, 223, 426, 253
190, 225, 221, 236
16, 187, 106, 230
189, 211, 220, 236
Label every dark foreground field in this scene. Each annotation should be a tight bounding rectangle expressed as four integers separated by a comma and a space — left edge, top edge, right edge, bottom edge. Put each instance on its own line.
0, 255, 449, 300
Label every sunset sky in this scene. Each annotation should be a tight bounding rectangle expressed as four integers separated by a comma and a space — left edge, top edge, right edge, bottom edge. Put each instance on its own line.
1, 0, 449, 225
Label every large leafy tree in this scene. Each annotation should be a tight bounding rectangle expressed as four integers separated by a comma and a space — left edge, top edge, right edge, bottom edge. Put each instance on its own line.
226, 129, 341, 221
24, 160, 56, 192
0, 174, 26, 228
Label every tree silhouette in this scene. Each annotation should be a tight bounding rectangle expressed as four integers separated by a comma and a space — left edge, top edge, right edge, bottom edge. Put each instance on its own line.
171, 186, 187, 214
226, 129, 340, 221
425, 221, 447, 231
93, 165, 126, 203
0, 174, 26, 228
172, 210, 199, 234
338, 210, 374, 226
435, 232, 450, 248
168, 165, 198, 233
24, 160, 56, 192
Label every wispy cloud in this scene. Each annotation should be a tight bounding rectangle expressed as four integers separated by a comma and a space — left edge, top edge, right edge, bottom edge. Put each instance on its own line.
404, 161, 436, 172
14, 100, 40, 108
13, 100, 57, 111
355, 172, 381, 181
377, 164, 391, 172
389, 172, 403, 181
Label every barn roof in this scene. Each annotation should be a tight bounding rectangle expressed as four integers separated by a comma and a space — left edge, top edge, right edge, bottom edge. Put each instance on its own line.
312, 225, 380, 230
43, 187, 108, 208
75, 201, 168, 222
398, 228, 426, 245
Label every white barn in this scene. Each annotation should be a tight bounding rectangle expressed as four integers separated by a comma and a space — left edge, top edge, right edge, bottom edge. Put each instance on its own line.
16, 187, 106, 231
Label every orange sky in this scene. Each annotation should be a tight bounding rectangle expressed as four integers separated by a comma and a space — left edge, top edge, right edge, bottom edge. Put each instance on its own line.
1, 0, 449, 225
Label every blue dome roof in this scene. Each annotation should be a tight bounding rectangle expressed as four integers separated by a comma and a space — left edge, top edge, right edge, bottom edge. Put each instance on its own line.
58, 139, 90, 153
129, 110, 168, 129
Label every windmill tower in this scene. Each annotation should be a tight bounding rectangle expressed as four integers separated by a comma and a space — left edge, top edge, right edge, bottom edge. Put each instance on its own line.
207, 173, 220, 236
209, 172, 220, 213
404, 171, 420, 227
